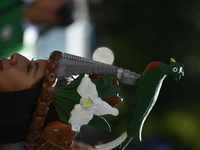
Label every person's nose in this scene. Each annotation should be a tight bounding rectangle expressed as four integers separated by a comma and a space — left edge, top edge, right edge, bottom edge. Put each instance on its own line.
10, 53, 18, 65
10, 53, 29, 66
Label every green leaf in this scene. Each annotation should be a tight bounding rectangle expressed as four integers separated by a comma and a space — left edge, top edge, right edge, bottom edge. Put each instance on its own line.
88, 116, 111, 132
52, 74, 84, 122
91, 75, 120, 99
52, 100, 71, 122
91, 75, 113, 89
53, 94, 81, 122
98, 86, 120, 98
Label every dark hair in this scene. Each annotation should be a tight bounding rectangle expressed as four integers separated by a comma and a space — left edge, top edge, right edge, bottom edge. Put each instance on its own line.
0, 78, 44, 143
0, 88, 41, 143
0, 77, 60, 144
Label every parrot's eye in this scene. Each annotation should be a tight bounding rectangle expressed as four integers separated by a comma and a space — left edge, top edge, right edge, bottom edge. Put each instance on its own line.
172, 67, 178, 72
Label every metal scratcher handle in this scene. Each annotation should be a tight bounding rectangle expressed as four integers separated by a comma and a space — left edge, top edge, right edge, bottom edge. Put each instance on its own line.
55, 53, 141, 85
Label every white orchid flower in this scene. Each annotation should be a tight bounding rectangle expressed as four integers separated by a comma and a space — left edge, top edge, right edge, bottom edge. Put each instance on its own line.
68, 75, 119, 132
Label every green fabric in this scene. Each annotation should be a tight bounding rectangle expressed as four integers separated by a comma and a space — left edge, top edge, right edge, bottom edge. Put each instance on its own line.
0, 0, 24, 58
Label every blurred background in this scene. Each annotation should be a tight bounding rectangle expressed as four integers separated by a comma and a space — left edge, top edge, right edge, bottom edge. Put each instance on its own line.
1, 0, 200, 150
86, 1, 200, 150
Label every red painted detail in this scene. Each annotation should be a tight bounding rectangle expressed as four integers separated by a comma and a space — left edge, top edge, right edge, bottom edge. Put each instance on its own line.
144, 61, 162, 73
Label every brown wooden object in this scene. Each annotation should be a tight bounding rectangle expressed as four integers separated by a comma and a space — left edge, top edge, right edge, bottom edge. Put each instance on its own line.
37, 121, 77, 150
25, 51, 78, 150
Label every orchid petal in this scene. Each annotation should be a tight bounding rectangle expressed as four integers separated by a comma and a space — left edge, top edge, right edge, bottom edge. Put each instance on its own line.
77, 76, 98, 98
69, 104, 93, 132
93, 97, 119, 116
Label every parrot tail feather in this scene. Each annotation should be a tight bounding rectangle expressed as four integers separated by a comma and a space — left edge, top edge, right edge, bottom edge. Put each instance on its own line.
95, 132, 127, 150
119, 136, 133, 150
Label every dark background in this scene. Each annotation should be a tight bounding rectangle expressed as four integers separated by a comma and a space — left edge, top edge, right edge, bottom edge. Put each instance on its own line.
77, 0, 200, 150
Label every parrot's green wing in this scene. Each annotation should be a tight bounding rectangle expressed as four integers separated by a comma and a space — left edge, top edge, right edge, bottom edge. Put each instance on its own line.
120, 59, 184, 150
120, 65, 167, 150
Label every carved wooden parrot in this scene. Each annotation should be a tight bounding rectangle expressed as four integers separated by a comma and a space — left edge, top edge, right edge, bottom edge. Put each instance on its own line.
51, 51, 184, 150
119, 58, 184, 150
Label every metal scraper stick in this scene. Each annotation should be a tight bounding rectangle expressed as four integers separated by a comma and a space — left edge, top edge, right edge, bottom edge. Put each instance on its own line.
55, 53, 141, 85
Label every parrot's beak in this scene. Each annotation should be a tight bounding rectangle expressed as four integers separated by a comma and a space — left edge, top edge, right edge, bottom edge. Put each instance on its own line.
174, 66, 184, 81
170, 58, 184, 81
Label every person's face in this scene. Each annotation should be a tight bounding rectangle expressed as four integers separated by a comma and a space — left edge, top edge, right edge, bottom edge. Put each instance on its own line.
0, 53, 47, 92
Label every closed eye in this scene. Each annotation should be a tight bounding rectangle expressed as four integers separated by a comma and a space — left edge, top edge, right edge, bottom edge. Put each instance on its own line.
27, 63, 32, 72
27, 58, 34, 73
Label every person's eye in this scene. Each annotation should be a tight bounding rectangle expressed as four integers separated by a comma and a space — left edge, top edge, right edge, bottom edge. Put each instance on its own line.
27, 58, 34, 72
27, 63, 32, 72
